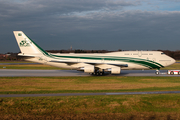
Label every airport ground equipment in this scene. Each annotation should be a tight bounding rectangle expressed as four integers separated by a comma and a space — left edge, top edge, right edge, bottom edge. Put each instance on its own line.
168, 70, 180, 75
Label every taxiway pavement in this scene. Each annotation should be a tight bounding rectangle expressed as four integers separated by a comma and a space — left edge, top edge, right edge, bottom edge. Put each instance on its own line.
0, 69, 179, 77
0, 91, 180, 97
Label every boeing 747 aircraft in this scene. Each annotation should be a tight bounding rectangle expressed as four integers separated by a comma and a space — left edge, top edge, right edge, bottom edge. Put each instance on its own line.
13, 31, 175, 75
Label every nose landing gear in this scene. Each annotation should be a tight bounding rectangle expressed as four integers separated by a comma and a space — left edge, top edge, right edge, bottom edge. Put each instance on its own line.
155, 70, 160, 75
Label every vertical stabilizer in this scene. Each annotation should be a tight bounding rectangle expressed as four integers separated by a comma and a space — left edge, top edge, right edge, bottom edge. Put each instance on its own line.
13, 31, 47, 56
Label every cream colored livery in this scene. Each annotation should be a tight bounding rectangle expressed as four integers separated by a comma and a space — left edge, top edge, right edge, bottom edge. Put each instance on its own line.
13, 31, 175, 75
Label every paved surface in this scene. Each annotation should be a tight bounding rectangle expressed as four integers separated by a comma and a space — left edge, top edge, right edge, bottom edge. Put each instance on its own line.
0, 91, 180, 97
0, 69, 179, 77
0, 62, 179, 77
0, 62, 179, 65
0, 68, 179, 97
0, 69, 88, 77
0, 63, 40, 65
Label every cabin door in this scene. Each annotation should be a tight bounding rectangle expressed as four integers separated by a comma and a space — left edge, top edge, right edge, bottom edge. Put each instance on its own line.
138, 51, 142, 57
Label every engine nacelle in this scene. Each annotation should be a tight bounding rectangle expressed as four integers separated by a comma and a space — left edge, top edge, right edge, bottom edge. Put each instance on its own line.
84, 65, 94, 73
111, 67, 121, 74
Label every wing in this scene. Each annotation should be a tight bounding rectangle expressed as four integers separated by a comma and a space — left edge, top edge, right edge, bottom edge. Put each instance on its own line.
49, 60, 128, 67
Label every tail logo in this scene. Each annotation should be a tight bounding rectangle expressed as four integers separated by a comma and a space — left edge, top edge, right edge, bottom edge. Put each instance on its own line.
19, 39, 32, 47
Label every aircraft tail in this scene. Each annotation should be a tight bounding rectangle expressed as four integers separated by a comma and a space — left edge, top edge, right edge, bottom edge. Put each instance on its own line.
13, 31, 48, 56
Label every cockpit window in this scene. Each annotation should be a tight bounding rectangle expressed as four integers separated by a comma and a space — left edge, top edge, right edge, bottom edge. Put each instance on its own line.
161, 53, 165, 55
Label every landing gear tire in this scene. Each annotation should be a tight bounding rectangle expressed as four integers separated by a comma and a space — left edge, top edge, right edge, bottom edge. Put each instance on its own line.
97, 72, 100, 76
100, 72, 103, 76
178, 71, 180, 75
170, 71, 174, 75
155, 71, 159, 75
94, 72, 104, 76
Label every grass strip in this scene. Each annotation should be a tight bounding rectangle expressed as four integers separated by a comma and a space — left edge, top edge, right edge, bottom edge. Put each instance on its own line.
0, 64, 66, 70
0, 76, 180, 94
0, 94, 180, 119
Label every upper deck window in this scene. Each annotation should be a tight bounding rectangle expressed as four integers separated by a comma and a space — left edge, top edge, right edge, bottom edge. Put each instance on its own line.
161, 53, 165, 55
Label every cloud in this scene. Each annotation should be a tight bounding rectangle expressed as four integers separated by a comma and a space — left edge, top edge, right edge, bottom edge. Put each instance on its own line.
0, 0, 180, 53
0, 0, 140, 17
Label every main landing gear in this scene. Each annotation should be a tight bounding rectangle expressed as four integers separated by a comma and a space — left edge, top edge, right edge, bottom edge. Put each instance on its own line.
90, 69, 105, 76
90, 72, 105, 76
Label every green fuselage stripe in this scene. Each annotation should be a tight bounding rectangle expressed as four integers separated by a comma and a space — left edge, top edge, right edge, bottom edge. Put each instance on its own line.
49, 54, 163, 69
27, 36, 164, 69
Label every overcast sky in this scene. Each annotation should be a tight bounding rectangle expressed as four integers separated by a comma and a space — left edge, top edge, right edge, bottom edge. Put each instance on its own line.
1, 0, 180, 53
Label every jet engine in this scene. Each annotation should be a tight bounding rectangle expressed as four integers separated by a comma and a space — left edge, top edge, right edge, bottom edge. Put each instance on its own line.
79, 65, 95, 73
106, 67, 121, 74
111, 67, 121, 74
84, 65, 94, 73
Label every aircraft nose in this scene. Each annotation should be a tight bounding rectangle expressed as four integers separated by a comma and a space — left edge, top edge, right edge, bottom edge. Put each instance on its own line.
163, 56, 176, 67
171, 58, 176, 64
